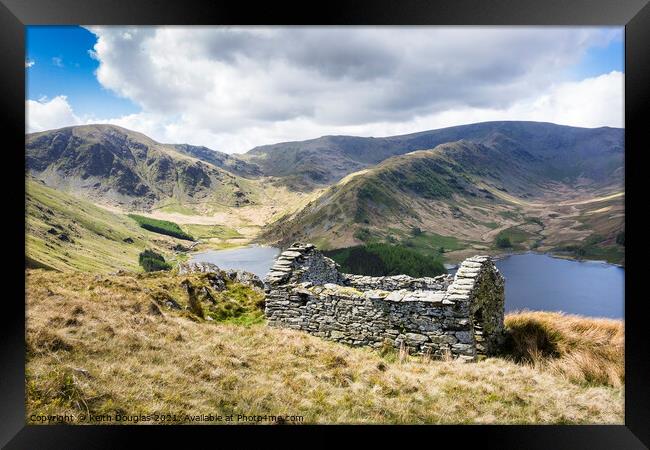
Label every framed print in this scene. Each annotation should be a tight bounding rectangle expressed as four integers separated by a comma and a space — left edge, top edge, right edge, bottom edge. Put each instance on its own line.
1, 0, 648, 447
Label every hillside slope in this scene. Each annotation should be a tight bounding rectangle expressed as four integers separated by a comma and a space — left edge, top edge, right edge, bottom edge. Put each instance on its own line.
244, 121, 623, 190
25, 178, 186, 272
26, 269, 623, 424
260, 140, 624, 263
26, 124, 261, 212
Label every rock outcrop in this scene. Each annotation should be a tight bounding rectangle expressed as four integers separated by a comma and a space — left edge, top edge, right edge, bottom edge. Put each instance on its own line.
177, 261, 263, 290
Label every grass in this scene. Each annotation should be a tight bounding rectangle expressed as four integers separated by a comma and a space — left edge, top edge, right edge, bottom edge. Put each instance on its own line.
497, 210, 521, 221
139, 250, 171, 272
402, 230, 466, 256
180, 224, 243, 240
25, 179, 179, 273
503, 311, 623, 387
494, 226, 535, 250
157, 202, 198, 216
578, 245, 624, 264
552, 234, 624, 265
25, 269, 623, 424
128, 214, 194, 241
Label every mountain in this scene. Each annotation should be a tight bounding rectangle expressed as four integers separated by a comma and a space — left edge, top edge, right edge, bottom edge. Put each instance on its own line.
172, 143, 262, 178
26, 124, 261, 212
25, 121, 624, 263
260, 136, 624, 259
244, 121, 624, 190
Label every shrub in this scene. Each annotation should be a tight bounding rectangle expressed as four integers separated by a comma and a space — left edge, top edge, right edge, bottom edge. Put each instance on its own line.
496, 236, 512, 248
129, 214, 194, 241
138, 250, 171, 272
616, 231, 624, 246
353, 227, 372, 242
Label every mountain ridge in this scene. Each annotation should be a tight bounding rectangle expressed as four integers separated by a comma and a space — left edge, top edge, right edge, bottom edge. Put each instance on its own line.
242, 121, 623, 190
259, 136, 624, 259
25, 121, 625, 262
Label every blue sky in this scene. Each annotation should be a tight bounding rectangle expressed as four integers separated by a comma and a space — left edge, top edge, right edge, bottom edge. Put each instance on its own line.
26, 26, 138, 118
570, 30, 624, 79
25, 26, 625, 153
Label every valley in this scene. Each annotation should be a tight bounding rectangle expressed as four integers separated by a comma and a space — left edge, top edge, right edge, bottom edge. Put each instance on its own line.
19, 24, 630, 428
23, 121, 625, 426
25, 121, 625, 275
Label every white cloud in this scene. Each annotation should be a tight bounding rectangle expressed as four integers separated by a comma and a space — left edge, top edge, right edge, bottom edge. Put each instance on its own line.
521, 71, 624, 127
366, 70, 625, 136
25, 59, 35, 68
96, 71, 623, 153
51, 56, 64, 67
26, 96, 81, 133
29, 27, 623, 152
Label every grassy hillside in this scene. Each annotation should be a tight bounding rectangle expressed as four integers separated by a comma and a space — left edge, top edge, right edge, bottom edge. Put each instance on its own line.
260, 140, 624, 264
179, 223, 243, 240
26, 179, 185, 272
26, 269, 623, 424
25, 123, 623, 265
257, 143, 528, 249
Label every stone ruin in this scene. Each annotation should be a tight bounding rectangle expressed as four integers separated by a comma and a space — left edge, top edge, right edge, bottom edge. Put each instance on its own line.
264, 243, 505, 361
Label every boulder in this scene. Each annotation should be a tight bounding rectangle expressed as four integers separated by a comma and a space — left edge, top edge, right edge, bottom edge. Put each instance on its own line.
177, 261, 220, 275
225, 269, 264, 289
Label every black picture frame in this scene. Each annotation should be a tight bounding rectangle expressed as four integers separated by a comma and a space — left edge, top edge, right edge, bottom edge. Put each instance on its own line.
2, 0, 648, 447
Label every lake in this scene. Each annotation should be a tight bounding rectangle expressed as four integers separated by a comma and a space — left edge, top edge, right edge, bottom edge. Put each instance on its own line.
493, 253, 624, 319
191, 247, 624, 319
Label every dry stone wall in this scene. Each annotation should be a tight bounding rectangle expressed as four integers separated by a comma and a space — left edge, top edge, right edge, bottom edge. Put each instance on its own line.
264, 243, 505, 361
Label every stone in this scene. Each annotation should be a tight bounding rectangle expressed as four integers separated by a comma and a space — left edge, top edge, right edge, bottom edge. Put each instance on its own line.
454, 278, 476, 286
273, 260, 293, 266
267, 271, 289, 278
263, 244, 505, 361
177, 261, 221, 275
424, 292, 446, 303
455, 331, 474, 344
385, 290, 405, 302
364, 290, 388, 300
455, 270, 480, 278
330, 330, 345, 339
404, 332, 428, 344
461, 261, 483, 269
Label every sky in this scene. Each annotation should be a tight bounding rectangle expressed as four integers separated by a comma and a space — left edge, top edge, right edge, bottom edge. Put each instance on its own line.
26, 26, 624, 154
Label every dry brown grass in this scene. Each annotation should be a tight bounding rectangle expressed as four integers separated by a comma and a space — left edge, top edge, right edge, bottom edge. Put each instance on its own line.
26, 270, 623, 425
503, 311, 624, 388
